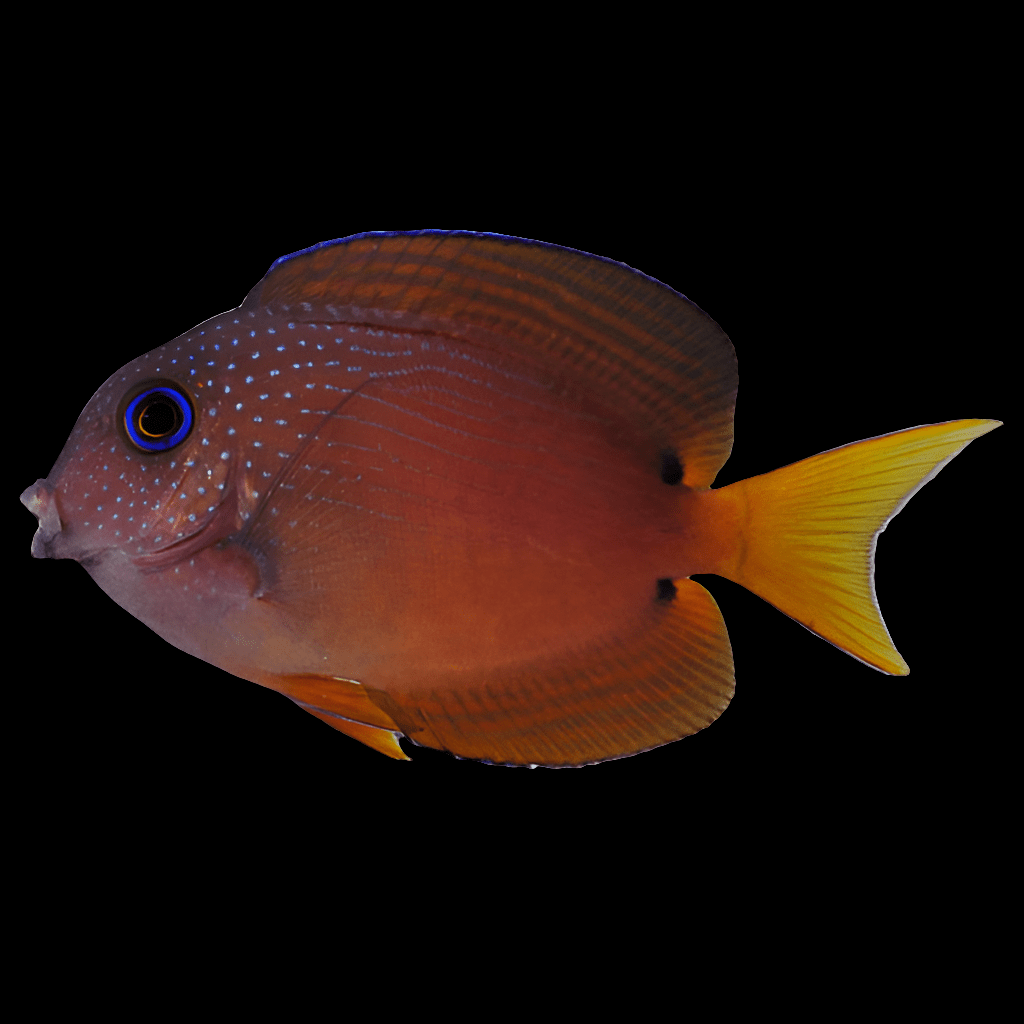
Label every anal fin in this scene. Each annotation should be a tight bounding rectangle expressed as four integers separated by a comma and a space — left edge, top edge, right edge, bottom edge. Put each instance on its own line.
361, 578, 735, 766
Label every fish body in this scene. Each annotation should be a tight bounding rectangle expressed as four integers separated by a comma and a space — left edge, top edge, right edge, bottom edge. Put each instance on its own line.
20, 231, 1000, 765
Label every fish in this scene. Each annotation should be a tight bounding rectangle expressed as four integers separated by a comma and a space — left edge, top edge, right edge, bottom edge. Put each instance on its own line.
19, 230, 1001, 767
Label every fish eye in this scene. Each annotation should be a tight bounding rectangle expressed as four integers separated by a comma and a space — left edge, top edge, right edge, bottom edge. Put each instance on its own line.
121, 382, 194, 453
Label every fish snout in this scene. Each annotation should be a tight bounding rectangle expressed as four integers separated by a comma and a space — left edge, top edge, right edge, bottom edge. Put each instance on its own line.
20, 479, 64, 559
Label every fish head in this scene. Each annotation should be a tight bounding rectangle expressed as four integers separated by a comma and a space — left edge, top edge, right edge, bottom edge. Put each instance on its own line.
19, 302, 353, 678
20, 321, 255, 575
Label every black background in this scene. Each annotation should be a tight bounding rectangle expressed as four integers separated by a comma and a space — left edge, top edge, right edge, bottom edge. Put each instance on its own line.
11, 157, 1009, 843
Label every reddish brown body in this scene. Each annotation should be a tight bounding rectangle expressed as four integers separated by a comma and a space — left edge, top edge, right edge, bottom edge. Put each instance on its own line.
22, 232, 994, 765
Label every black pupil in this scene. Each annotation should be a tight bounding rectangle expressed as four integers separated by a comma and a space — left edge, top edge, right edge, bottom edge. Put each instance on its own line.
139, 397, 178, 438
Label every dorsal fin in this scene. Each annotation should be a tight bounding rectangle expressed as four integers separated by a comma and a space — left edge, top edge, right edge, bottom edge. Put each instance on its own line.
242, 231, 737, 488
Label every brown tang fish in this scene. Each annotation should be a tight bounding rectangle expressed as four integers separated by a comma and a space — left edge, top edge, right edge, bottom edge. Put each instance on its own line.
20, 231, 1000, 767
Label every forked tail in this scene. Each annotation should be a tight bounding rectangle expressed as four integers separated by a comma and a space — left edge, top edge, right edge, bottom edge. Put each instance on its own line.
710, 419, 1001, 674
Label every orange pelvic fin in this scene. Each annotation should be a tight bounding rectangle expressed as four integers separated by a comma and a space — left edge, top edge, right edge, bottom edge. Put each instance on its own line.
299, 706, 410, 761
711, 419, 1001, 674
270, 674, 411, 761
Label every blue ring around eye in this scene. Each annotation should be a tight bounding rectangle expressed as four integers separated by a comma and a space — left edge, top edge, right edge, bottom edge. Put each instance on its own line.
124, 386, 193, 452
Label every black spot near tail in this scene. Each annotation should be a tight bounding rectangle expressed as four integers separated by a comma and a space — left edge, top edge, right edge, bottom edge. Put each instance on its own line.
660, 448, 683, 485
655, 578, 677, 602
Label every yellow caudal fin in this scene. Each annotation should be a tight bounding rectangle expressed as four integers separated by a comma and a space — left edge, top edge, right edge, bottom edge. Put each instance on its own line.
714, 419, 1001, 674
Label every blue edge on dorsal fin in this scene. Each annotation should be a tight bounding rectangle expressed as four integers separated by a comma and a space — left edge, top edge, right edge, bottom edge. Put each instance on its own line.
264, 230, 694, 306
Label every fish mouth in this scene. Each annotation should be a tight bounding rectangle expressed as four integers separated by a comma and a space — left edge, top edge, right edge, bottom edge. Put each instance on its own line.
21, 479, 68, 559
21, 478, 113, 566
21, 474, 239, 569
